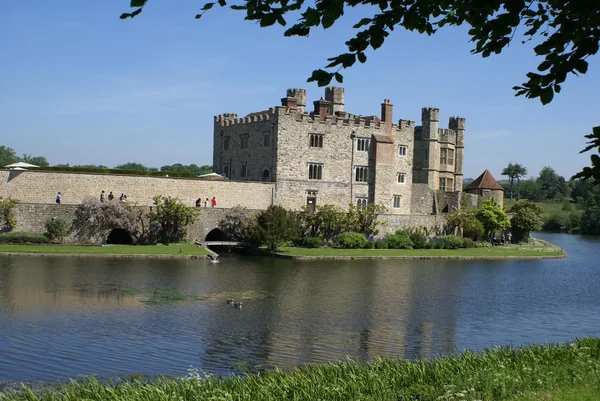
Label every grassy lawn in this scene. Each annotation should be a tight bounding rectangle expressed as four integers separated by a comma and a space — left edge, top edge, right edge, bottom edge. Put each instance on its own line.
504, 199, 573, 218
0, 244, 209, 256
1, 338, 599, 400
277, 243, 564, 258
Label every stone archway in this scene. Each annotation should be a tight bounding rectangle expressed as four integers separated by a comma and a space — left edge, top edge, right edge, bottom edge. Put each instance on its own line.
106, 228, 134, 244
205, 228, 229, 242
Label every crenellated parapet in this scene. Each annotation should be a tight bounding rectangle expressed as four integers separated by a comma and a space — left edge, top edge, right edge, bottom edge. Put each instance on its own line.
438, 128, 457, 145
214, 109, 274, 127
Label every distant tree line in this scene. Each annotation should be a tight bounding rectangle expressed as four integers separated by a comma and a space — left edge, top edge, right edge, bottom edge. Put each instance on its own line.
1, 144, 212, 175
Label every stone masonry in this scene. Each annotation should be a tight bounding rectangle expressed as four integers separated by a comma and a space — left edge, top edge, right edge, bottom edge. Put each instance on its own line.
214, 87, 466, 215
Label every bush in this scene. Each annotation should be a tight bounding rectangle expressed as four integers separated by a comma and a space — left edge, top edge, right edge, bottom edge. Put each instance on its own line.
218, 206, 253, 241
461, 238, 476, 248
248, 206, 302, 251
374, 240, 388, 249
386, 231, 413, 249
298, 237, 324, 248
0, 232, 51, 244
0, 198, 18, 232
362, 240, 375, 249
441, 235, 464, 249
45, 218, 69, 243
336, 232, 367, 249
409, 232, 428, 249
542, 213, 567, 231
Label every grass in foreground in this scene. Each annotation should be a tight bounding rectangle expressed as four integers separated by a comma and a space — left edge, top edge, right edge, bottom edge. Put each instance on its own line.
1, 338, 599, 401
277, 243, 563, 258
0, 244, 209, 256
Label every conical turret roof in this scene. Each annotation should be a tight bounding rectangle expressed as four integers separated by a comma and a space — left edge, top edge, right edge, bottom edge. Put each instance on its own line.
465, 169, 504, 191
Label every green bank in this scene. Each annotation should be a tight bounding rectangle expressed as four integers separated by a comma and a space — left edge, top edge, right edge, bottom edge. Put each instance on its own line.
0, 244, 209, 257
1, 338, 599, 401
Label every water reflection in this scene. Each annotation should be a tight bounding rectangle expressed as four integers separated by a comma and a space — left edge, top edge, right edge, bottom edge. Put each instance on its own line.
0, 232, 599, 383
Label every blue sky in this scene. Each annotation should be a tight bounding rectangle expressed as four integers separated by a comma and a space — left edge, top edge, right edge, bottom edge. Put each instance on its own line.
1, 1, 598, 180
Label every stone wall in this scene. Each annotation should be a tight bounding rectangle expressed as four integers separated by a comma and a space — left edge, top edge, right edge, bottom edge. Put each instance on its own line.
377, 214, 447, 236
11, 203, 261, 244
0, 170, 275, 208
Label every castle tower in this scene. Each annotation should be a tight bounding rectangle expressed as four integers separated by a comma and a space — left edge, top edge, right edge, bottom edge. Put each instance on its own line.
324, 87, 345, 114
417, 107, 440, 188
449, 116, 466, 190
286, 88, 307, 113
381, 99, 393, 136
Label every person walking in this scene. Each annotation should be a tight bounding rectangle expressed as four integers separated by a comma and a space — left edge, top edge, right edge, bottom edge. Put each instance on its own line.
204, 198, 209, 208
108, 192, 114, 201
211, 197, 217, 208
100, 190, 105, 202
55, 192, 62, 204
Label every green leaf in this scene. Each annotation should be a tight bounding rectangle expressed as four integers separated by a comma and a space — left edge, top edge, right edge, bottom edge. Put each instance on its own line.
307, 69, 334, 87
218, 0, 227, 6
119, 13, 131, 19
370, 32, 385, 49
334, 72, 344, 83
195, 14, 202, 19
260, 13, 278, 27
130, 0, 147, 7
276, 14, 287, 26
357, 52, 367, 63
202, 2, 214, 11
353, 18, 372, 29
574, 59, 588, 74
131, 8, 142, 17
304, 8, 320, 26
539, 86, 554, 105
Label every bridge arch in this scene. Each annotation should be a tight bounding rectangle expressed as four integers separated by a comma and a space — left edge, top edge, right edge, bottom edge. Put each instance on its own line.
205, 228, 229, 242
106, 228, 134, 245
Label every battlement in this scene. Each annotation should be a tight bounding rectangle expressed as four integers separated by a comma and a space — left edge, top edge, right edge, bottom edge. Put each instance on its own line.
422, 107, 440, 122
214, 109, 274, 127
449, 116, 466, 130
438, 128, 457, 144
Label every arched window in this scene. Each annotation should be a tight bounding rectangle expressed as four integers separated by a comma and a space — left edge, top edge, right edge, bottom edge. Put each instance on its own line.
262, 169, 270, 181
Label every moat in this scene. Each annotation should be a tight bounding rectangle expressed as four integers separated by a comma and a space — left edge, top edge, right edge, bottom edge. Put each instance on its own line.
0, 233, 599, 386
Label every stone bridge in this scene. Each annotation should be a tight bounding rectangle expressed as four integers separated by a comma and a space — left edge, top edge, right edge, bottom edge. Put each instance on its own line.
11, 203, 261, 244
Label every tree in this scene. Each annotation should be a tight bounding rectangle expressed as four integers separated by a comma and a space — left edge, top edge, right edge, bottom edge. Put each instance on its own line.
579, 184, 600, 234
161, 164, 213, 175
115, 162, 152, 171
572, 126, 600, 184
538, 166, 566, 200
501, 163, 527, 201
446, 208, 485, 240
0, 146, 19, 167
147, 195, 201, 244
0, 199, 18, 232
509, 201, 543, 243
218, 206, 254, 241
121, 0, 600, 106
247, 205, 301, 251
345, 203, 387, 237
21, 154, 49, 167
44, 218, 70, 243
299, 204, 347, 241
71, 198, 140, 243
475, 199, 511, 239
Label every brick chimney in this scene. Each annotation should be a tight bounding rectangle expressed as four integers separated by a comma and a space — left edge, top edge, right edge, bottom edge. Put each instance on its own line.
313, 97, 332, 116
381, 99, 393, 135
281, 96, 298, 109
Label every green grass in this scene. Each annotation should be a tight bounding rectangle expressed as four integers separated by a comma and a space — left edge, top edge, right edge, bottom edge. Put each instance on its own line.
2, 337, 599, 401
504, 199, 573, 218
277, 243, 564, 258
0, 244, 209, 256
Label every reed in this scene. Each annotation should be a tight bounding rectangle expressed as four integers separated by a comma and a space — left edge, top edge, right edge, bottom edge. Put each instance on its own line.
2, 338, 599, 400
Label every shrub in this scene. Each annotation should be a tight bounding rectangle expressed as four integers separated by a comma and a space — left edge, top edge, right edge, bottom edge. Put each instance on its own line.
542, 213, 567, 231
336, 232, 367, 249
147, 195, 201, 244
374, 240, 388, 249
461, 238, 476, 248
409, 232, 428, 249
0, 232, 50, 244
441, 235, 464, 249
45, 218, 69, 243
298, 237, 324, 248
248, 206, 302, 251
72, 199, 140, 243
218, 206, 253, 241
362, 240, 375, 249
386, 230, 414, 249
0, 198, 18, 232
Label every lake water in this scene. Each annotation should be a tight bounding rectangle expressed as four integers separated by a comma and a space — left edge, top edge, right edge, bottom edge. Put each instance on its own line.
0, 232, 599, 385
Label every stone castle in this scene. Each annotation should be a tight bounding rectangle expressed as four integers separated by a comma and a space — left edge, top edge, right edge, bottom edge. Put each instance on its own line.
213, 87, 468, 214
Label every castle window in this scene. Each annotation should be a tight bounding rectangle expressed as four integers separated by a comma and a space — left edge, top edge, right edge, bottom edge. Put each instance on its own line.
223, 136, 230, 150
264, 133, 270, 147
240, 134, 249, 149
398, 145, 407, 156
355, 166, 369, 182
222, 165, 229, 178
357, 138, 370, 151
310, 134, 324, 148
397, 173, 406, 184
262, 169, 270, 181
440, 148, 454, 165
439, 177, 454, 191
241, 162, 248, 178
356, 197, 368, 209
308, 163, 322, 180
393, 195, 402, 209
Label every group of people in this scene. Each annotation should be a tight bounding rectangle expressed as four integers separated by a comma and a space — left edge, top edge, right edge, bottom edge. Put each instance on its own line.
100, 190, 128, 203
196, 197, 217, 208
491, 231, 512, 246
